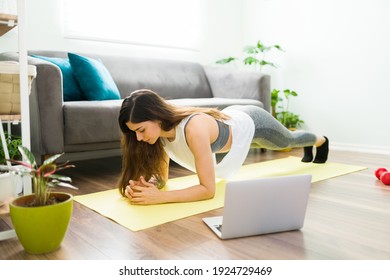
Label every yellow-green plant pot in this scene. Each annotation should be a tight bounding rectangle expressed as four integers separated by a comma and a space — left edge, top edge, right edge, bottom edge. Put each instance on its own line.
9, 192, 73, 254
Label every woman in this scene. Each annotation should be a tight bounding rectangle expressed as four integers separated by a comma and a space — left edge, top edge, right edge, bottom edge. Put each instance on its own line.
118, 89, 328, 205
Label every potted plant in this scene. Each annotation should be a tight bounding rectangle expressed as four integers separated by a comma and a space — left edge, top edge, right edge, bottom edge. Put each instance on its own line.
216, 40, 284, 72
271, 89, 304, 129
0, 145, 76, 254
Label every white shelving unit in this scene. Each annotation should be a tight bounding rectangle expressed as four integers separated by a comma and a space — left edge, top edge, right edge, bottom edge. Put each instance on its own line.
0, 0, 31, 241
0, 12, 17, 36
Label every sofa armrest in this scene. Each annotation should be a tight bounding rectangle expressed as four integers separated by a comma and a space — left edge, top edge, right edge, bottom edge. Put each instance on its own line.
203, 65, 271, 113
0, 52, 65, 156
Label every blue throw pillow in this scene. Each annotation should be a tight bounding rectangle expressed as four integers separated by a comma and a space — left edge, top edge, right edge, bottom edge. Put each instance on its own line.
31, 55, 85, 101
68, 53, 121, 101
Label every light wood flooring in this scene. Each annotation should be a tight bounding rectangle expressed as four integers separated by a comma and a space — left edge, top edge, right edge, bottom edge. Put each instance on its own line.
1, 148, 390, 260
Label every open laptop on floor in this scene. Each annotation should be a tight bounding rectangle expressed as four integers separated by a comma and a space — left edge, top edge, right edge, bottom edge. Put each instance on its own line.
203, 174, 312, 239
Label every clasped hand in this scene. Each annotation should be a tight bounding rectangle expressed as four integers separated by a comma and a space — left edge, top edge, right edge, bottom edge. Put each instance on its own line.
124, 176, 162, 205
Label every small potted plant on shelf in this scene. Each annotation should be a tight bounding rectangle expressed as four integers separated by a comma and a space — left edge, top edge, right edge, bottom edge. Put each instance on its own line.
0, 145, 76, 254
0, 132, 22, 165
271, 89, 304, 130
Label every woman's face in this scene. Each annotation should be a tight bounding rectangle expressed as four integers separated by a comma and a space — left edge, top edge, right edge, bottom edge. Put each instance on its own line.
126, 120, 161, 144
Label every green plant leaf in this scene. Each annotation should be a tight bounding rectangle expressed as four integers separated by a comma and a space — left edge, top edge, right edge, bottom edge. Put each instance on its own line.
55, 164, 76, 173
7, 159, 33, 169
43, 153, 64, 166
39, 163, 57, 177
256, 41, 266, 52
259, 60, 278, 68
18, 146, 37, 169
49, 181, 77, 189
273, 44, 284, 51
284, 89, 298, 99
216, 57, 237, 64
243, 57, 259, 65
49, 174, 73, 182
271, 89, 280, 107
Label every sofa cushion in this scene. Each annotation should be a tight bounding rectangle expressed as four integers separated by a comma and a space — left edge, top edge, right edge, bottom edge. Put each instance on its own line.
97, 55, 214, 99
30, 55, 85, 101
68, 53, 121, 101
63, 100, 123, 145
168, 97, 264, 110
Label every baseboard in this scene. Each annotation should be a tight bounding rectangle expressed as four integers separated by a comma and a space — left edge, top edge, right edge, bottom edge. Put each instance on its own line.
330, 142, 390, 156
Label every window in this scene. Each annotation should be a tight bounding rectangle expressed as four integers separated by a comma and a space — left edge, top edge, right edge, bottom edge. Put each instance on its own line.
63, 0, 203, 51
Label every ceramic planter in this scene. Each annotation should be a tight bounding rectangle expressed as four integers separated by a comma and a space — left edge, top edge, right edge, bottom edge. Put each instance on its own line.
9, 192, 73, 254
0, 172, 14, 206
0, 166, 30, 206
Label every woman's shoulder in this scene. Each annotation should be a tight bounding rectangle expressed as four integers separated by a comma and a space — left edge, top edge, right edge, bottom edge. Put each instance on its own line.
185, 113, 216, 137
186, 113, 215, 127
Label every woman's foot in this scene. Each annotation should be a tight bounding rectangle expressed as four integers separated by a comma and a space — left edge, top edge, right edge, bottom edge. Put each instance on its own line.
301, 146, 313, 162
313, 136, 329, 163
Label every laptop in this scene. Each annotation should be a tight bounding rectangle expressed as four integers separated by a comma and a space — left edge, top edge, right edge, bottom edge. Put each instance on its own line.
202, 174, 312, 239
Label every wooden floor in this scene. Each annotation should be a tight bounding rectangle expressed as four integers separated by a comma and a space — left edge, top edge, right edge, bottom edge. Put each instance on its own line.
1, 148, 390, 260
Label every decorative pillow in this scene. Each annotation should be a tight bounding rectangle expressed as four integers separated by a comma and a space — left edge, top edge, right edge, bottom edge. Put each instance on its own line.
68, 53, 121, 101
31, 55, 85, 101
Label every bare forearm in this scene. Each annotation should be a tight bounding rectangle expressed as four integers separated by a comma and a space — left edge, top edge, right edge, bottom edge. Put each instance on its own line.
160, 184, 215, 203
126, 176, 215, 205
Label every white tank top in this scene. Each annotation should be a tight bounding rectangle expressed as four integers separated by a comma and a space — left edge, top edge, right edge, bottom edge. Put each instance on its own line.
162, 108, 255, 179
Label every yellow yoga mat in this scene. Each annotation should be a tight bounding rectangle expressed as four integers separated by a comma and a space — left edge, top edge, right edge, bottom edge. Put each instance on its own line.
74, 156, 366, 231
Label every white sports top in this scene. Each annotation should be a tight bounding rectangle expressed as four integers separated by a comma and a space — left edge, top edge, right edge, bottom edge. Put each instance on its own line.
161, 108, 255, 179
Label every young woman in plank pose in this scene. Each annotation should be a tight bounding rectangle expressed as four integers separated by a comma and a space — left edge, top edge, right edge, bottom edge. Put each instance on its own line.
118, 89, 328, 205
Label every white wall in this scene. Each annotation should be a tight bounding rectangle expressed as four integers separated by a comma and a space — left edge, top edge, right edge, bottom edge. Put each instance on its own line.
1, 0, 243, 62
1, 0, 389, 154
242, 0, 390, 154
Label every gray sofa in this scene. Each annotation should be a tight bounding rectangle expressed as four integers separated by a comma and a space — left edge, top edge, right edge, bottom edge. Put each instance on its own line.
0, 51, 270, 161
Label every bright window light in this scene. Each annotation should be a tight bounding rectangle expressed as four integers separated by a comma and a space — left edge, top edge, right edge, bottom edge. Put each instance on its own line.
63, 0, 202, 51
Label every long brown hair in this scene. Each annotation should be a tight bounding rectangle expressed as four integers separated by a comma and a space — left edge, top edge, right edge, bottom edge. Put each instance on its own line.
117, 89, 230, 196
